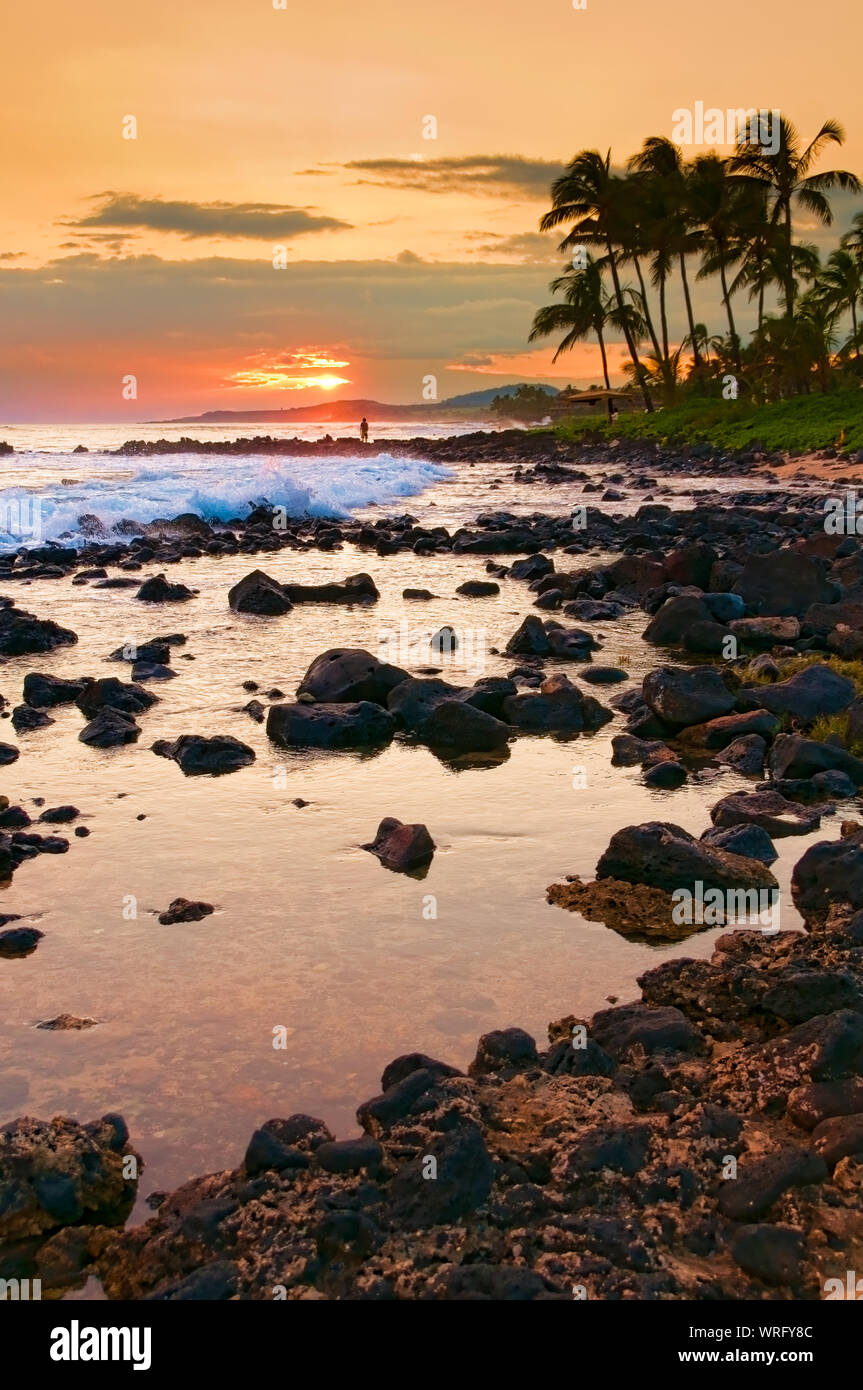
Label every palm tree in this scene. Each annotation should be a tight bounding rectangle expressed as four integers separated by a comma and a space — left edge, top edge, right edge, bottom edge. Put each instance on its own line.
816, 248, 863, 364
841, 211, 863, 266
628, 136, 703, 375
689, 154, 747, 372
528, 256, 617, 388
540, 150, 654, 410
731, 117, 861, 320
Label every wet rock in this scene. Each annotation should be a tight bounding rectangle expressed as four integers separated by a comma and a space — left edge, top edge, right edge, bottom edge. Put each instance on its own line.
456, 580, 499, 597
503, 675, 611, 734
403, 588, 434, 600
22, 673, 88, 708
316, 1138, 383, 1175
643, 594, 713, 645
267, 701, 396, 749
38, 806, 79, 824
420, 700, 509, 751
761, 969, 863, 1024
283, 573, 379, 604
547, 875, 696, 941
298, 648, 408, 705
611, 734, 674, 767
791, 831, 863, 926
730, 616, 801, 648
701, 823, 778, 865
504, 615, 554, 657
710, 789, 822, 838
0, 743, 20, 764
132, 661, 176, 683
228, 569, 293, 615
76, 678, 157, 720
596, 821, 777, 895
677, 708, 779, 750
0, 605, 77, 657
642, 665, 735, 729
242, 699, 265, 723
136, 573, 194, 602
579, 666, 628, 684
362, 817, 435, 873
79, 708, 140, 747
643, 760, 686, 788
152, 734, 256, 774
158, 898, 215, 924
243, 1129, 309, 1176
715, 734, 767, 774
11, 704, 54, 732
108, 640, 171, 666
387, 678, 463, 732
0, 925, 43, 957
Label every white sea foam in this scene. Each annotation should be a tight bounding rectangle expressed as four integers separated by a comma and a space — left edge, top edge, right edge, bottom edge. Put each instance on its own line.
0, 451, 451, 547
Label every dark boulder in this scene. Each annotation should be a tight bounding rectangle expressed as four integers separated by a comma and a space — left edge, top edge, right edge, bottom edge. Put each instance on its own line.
79, 708, 140, 747
642, 665, 735, 729
228, 570, 292, 615
362, 817, 435, 872
283, 573, 379, 604
136, 573, 194, 602
267, 700, 395, 749
152, 734, 256, 774
298, 649, 408, 705
596, 821, 778, 894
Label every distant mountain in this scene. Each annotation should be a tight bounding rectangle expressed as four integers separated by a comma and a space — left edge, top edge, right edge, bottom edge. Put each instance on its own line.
152, 385, 560, 425
440, 384, 560, 407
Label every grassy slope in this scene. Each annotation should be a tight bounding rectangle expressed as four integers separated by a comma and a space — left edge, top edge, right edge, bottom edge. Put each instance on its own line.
551, 390, 863, 453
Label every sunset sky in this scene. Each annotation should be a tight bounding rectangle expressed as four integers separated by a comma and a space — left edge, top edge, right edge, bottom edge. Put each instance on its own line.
1, 0, 861, 420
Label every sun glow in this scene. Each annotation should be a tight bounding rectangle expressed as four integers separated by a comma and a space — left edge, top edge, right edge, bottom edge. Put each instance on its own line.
225, 350, 351, 391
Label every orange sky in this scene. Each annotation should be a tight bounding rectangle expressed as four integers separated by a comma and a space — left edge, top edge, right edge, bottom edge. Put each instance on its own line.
1, 0, 861, 419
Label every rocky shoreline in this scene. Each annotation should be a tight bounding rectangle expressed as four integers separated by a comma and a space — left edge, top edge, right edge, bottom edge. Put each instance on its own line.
4, 430, 863, 1299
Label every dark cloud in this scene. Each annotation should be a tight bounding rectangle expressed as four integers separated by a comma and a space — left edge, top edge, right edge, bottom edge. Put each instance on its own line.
467, 232, 561, 263
0, 252, 25, 261
305, 155, 565, 198
64, 193, 351, 240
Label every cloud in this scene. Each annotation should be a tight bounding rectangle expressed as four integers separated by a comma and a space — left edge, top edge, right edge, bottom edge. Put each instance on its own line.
466, 231, 562, 263
64, 193, 351, 240
304, 155, 564, 198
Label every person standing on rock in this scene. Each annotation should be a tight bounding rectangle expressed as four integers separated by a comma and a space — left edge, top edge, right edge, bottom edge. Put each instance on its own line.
360, 417, 369, 443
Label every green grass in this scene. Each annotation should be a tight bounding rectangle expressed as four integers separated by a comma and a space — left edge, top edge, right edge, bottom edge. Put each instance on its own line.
739, 653, 863, 752
550, 390, 863, 454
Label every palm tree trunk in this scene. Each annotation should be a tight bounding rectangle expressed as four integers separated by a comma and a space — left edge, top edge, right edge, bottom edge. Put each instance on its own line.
851, 298, 861, 365
679, 252, 702, 367
719, 256, 741, 372
783, 201, 795, 320
633, 255, 663, 362
597, 328, 611, 391
607, 238, 653, 411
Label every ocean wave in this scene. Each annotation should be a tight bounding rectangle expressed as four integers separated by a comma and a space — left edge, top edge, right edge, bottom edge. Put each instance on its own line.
0, 452, 451, 547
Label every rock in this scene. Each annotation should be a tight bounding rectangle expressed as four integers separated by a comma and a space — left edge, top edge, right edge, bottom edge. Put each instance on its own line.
718, 1147, 827, 1220
0, 1114, 138, 1241
0, 744, 19, 766
642, 665, 735, 729
420, 700, 509, 751
158, 898, 215, 924
385, 1125, 494, 1229
740, 664, 855, 725
545, 627, 597, 661
643, 594, 714, 645
683, 619, 733, 655
283, 573, 379, 605
590, 1002, 702, 1058
761, 969, 863, 1025
546, 875, 702, 941
813, 769, 857, 797
131, 662, 176, 683
315, 1138, 383, 1174
787, 1079, 863, 1130
267, 701, 396, 749
242, 699, 265, 723
38, 806, 79, 824
0, 925, 43, 956
792, 832, 863, 926
704, 592, 745, 623
710, 790, 822, 838
79, 708, 140, 747
811, 1113, 863, 1166
504, 615, 554, 657
243, 1129, 309, 1176
152, 734, 255, 774
108, 640, 171, 666
579, 666, 628, 685
767, 733, 863, 785
22, 673, 88, 708
596, 821, 777, 895
730, 1225, 804, 1286
715, 734, 767, 775
503, 676, 611, 734
36, 1014, 98, 1030
733, 550, 836, 617
362, 817, 435, 872
12, 704, 54, 732
403, 588, 434, 600
700, 823, 778, 865
76, 678, 157, 720
0, 606, 77, 657
227, 570, 293, 615
643, 761, 686, 788
297, 649, 408, 705
456, 580, 499, 597
469, 1028, 538, 1075
387, 678, 463, 731
677, 709, 779, 750
460, 677, 517, 719
611, 734, 674, 767
136, 573, 194, 602
730, 616, 801, 648
710, 1009, 863, 1114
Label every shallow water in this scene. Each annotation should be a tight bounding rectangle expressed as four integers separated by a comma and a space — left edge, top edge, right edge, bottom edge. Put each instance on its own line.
0, 446, 846, 1231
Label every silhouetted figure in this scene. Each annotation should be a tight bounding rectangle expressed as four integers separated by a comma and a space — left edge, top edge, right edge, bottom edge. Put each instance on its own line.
360, 417, 369, 442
